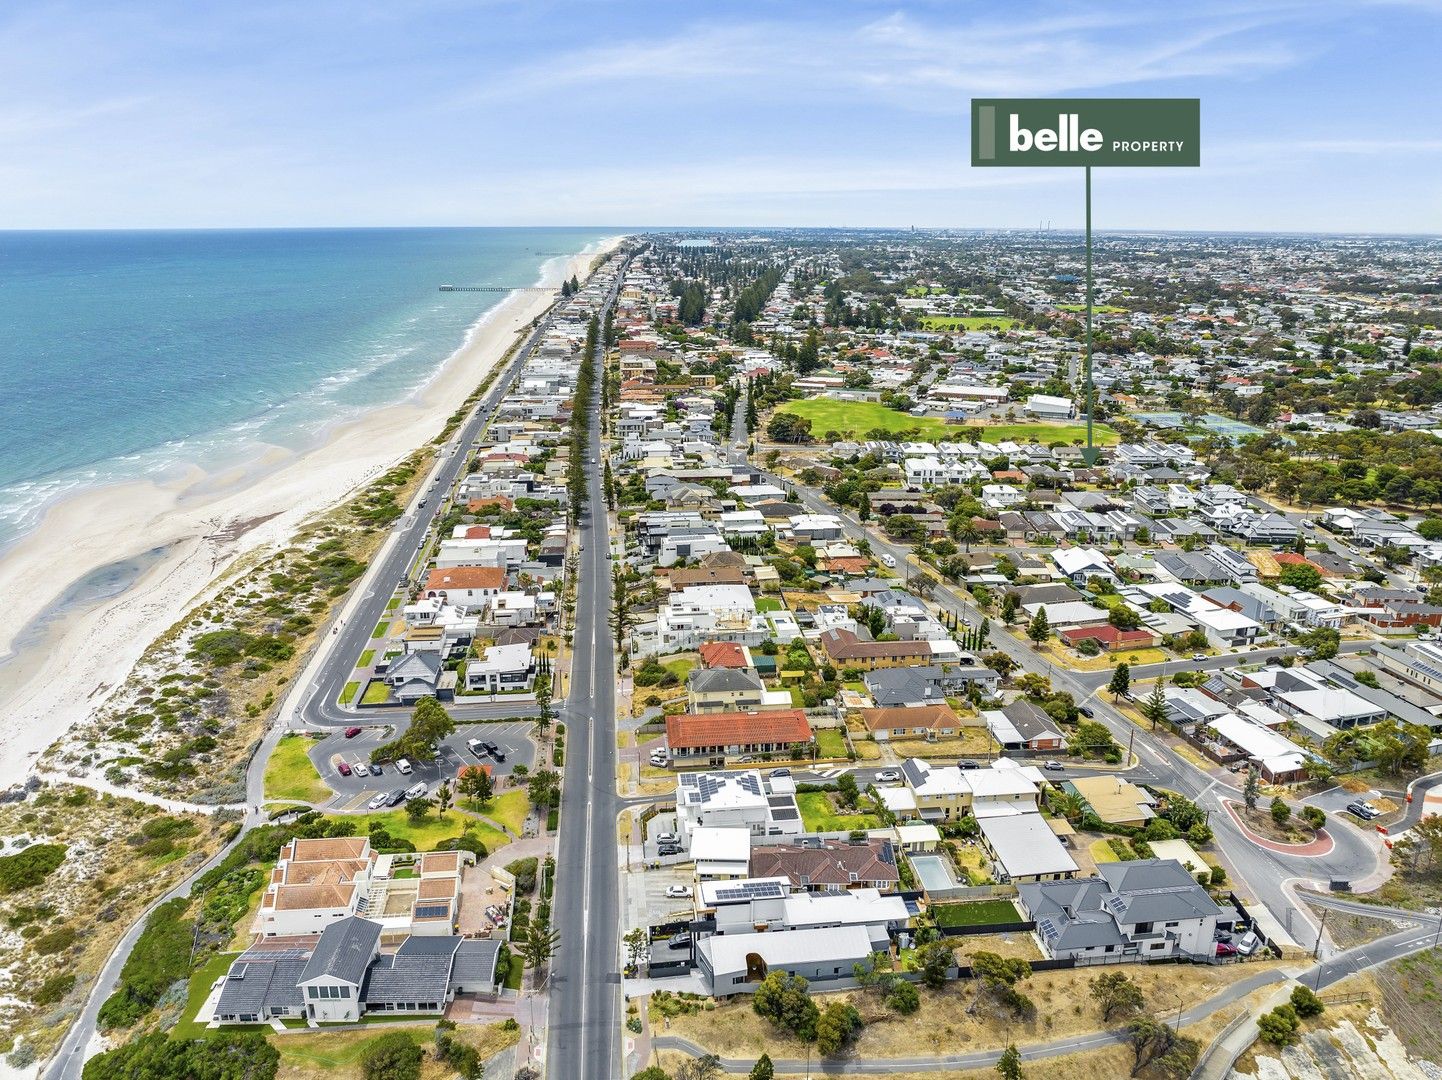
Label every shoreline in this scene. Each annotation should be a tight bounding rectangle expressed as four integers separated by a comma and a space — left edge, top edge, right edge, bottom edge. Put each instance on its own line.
0, 234, 625, 790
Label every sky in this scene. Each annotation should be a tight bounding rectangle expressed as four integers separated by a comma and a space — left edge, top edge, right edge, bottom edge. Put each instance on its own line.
2, 0, 1441, 233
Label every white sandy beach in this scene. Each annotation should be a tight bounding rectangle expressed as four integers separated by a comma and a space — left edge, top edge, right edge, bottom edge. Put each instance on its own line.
0, 236, 623, 791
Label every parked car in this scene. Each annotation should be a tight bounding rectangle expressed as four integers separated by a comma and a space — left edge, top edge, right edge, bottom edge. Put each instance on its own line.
1191, 653, 1208, 661
404, 782, 428, 800
1078, 706, 1094, 718
366, 792, 390, 810
657, 843, 682, 856
665, 885, 692, 898
336, 761, 353, 777
344, 726, 362, 738
1236, 931, 1261, 956
467, 738, 486, 756
1215, 942, 1238, 957
386, 789, 407, 807
396, 758, 413, 775
352, 759, 370, 776
1214, 929, 1233, 943
1346, 802, 1377, 820
876, 770, 901, 782
957, 759, 980, 769
1044, 760, 1065, 772
368, 763, 383, 776
667, 933, 692, 950
769, 767, 791, 778
654, 832, 679, 846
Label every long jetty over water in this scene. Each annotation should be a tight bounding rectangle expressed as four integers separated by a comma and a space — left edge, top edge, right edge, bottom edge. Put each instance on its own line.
439, 284, 552, 292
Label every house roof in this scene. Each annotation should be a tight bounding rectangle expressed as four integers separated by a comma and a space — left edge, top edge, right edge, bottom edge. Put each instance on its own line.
299, 917, 381, 987
750, 839, 900, 888
819, 628, 931, 660
698, 641, 750, 669
215, 950, 308, 1019
688, 667, 765, 694
665, 710, 812, 750
858, 703, 958, 733
424, 566, 506, 591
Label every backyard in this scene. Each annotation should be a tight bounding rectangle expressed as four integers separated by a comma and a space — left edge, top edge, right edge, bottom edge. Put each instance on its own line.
797, 789, 883, 832
920, 315, 1021, 331
814, 728, 848, 758
930, 899, 1022, 927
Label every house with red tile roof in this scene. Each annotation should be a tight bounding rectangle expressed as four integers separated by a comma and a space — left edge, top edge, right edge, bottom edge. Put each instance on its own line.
1057, 624, 1161, 652
857, 703, 960, 740
665, 709, 812, 765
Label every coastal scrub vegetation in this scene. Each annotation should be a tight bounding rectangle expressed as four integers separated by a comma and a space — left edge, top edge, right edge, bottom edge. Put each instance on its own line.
44, 448, 432, 804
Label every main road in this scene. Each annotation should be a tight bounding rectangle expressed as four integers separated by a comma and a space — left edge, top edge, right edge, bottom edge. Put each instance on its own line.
546, 267, 626, 1080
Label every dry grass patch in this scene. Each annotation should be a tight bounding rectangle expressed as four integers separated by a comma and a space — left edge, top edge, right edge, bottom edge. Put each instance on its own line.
273, 1020, 519, 1079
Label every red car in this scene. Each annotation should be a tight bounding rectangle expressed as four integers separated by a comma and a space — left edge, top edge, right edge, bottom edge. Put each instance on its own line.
337, 761, 353, 777
1215, 942, 1238, 957
344, 726, 362, 738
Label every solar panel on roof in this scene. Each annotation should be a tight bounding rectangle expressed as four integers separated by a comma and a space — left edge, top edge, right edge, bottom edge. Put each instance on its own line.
414, 903, 450, 919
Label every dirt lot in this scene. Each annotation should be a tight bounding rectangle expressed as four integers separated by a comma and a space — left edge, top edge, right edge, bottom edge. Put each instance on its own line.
667, 959, 1284, 1062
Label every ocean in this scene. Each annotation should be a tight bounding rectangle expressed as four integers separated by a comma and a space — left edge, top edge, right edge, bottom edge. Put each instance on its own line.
0, 227, 613, 548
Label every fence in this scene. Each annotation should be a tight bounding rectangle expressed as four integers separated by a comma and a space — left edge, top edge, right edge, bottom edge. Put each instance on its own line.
938, 920, 1036, 938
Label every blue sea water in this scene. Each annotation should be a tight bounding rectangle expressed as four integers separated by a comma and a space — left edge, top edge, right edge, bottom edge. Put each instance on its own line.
0, 227, 613, 548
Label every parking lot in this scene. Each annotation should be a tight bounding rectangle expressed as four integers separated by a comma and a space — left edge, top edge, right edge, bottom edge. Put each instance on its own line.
307, 720, 537, 809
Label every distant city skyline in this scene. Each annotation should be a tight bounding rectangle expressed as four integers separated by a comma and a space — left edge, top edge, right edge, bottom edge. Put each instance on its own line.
3, 0, 1440, 233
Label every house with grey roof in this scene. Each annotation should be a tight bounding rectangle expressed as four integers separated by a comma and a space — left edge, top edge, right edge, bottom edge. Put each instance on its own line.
212, 917, 500, 1026
687, 666, 767, 713
1017, 858, 1221, 964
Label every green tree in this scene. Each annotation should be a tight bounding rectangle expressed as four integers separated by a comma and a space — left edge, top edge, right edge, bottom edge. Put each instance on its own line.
995, 1044, 1024, 1080
885, 978, 920, 1014
458, 766, 494, 806
1109, 662, 1132, 701
1001, 592, 1020, 625
1027, 608, 1051, 647
1290, 984, 1325, 1018
361, 1031, 423, 1080
631, 1069, 671, 1080
815, 1001, 862, 1055
435, 779, 453, 816
916, 940, 956, 989
1270, 796, 1291, 826
1091, 970, 1145, 1021
675, 1054, 722, 1080
1243, 767, 1261, 813
752, 971, 819, 1041
1257, 1004, 1300, 1045
749, 1053, 775, 1080
1141, 680, 1169, 731
405, 796, 432, 824
1278, 563, 1323, 592
520, 920, 561, 970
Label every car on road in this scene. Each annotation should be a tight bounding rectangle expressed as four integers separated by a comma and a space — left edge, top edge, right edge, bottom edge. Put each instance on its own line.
876, 770, 901, 782
879, 553, 897, 568
336, 761, 353, 777
366, 792, 390, 810
668, 933, 692, 950
1191, 653, 1208, 661
344, 726, 362, 738
1044, 760, 1065, 771
1346, 801, 1379, 820
1078, 706, 1094, 718
404, 782, 428, 800
957, 759, 980, 769
769, 768, 791, 778
665, 885, 692, 899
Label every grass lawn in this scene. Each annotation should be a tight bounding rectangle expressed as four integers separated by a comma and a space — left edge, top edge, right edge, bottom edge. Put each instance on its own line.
358, 649, 375, 668
171, 950, 239, 1041
370, 620, 389, 639
476, 790, 530, 835
814, 729, 848, 758
345, 809, 508, 853
504, 959, 524, 990
920, 315, 1020, 331
755, 596, 783, 613
360, 681, 391, 705
930, 899, 1022, 927
952, 420, 1120, 445
787, 687, 806, 708
797, 790, 881, 832
265, 733, 331, 804
1058, 303, 1127, 314
776, 398, 951, 440
662, 656, 695, 681
338, 681, 360, 706
1089, 838, 1121, 864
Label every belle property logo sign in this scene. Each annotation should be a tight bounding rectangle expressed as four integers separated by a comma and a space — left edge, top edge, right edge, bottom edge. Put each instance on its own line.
971, 98, 1200, 167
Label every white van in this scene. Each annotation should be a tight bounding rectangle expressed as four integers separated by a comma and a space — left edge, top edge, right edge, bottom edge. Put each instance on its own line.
879, 553, 897, 569
395, 758, 413, 775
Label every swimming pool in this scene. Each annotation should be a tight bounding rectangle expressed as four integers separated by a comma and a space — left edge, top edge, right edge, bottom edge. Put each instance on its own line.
910, 854, 957, 892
